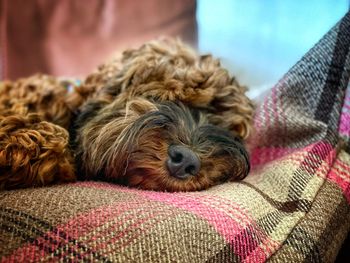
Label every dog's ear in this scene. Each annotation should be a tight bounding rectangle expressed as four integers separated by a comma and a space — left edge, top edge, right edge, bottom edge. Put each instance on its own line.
0, 112, 76, 190
208, 83, 255, 139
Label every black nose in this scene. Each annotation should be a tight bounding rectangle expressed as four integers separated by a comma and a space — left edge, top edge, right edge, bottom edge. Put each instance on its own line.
166, 145, 201, 179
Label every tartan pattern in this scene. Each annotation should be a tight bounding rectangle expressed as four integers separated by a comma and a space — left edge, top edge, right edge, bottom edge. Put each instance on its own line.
1, 12, 350, 263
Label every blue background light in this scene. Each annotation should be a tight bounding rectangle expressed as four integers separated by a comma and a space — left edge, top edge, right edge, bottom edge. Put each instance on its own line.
197, 0, 349, 94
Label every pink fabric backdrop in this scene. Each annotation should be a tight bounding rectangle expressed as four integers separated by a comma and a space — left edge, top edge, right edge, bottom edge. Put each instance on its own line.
0, 0, 197, 80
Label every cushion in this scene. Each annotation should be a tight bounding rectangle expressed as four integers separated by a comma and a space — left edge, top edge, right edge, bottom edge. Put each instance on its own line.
1, 11, 350, 263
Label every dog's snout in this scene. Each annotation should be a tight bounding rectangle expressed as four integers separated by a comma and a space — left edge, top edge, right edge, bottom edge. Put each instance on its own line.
166, 145, 201, 179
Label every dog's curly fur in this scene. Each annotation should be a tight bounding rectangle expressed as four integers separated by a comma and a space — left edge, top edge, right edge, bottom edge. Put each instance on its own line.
0, 75, 73, 128
0, 38, 255, 192
0, 75, 76, 190
73, 39, 255, 191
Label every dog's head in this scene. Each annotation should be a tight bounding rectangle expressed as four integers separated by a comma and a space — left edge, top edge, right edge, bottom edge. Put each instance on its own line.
74, 38, 254, 191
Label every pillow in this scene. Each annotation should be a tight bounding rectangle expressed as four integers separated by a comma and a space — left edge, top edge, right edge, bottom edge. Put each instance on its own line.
1, 12, 350, 263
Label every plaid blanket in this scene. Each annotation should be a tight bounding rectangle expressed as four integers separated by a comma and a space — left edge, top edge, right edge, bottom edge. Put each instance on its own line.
1, 12, 350, 263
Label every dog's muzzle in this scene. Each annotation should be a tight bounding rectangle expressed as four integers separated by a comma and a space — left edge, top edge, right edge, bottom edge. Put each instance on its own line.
166, 145, 201, 179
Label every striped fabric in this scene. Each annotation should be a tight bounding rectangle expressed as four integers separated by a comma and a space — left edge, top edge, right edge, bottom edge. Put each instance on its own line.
1, 12, 350, 263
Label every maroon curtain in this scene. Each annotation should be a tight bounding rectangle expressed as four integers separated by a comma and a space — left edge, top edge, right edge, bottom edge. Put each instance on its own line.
0, 0, 197, 80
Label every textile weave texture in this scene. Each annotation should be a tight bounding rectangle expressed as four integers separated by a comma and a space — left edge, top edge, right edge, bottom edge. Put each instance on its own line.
1, 12, 350, 263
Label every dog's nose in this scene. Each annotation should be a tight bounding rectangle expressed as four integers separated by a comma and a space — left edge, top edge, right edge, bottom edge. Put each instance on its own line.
166, 145, 201, 179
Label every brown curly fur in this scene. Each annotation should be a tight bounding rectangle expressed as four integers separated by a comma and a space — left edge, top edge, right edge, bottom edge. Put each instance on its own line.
0, 75, 76, 190
0, 75, 73, 128
74, 39, 254, 139
73, 38, 255, 192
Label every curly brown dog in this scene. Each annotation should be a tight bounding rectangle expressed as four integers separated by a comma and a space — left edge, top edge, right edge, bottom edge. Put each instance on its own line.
0, 38, 255, 192
72, 38, 255, 191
